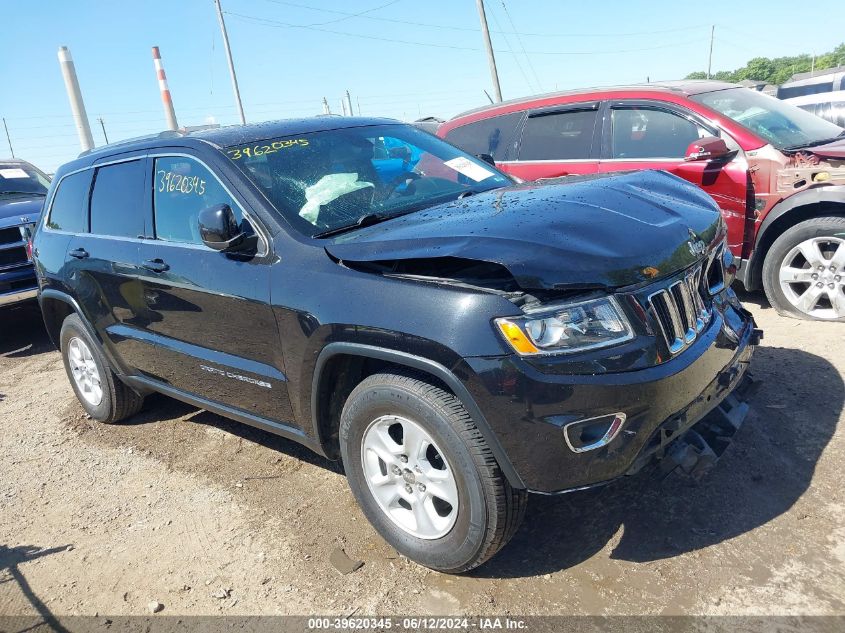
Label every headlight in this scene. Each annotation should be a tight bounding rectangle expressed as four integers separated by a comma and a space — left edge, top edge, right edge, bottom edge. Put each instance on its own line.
495, 296, 634, 356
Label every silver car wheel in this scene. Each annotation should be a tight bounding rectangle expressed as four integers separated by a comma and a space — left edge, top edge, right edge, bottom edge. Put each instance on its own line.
67, 337, 103, 406
779, 236, 845, 319
360, 414, 459, 540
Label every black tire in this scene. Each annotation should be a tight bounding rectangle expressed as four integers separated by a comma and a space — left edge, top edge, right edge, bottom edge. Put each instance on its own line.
59, 313, 144, 423
339, 371, 527, 573
762, 216, 845, 321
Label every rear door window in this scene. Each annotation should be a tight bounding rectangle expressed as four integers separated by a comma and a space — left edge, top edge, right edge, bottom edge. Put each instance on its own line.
444, 112, 523, 161
518, 109, 598, 160
47, 170, 92, 232
89, 160, 146, 238
153, 156, 242, 245
610, 107, 710, 159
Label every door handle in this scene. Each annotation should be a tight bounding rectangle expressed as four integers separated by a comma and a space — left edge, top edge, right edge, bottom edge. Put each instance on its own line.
68, 248, 89, 259
142, 258, 170, 273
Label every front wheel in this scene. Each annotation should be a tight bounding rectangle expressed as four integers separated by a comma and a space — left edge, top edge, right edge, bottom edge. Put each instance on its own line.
339, 372, 526, 573
762, 216, 845, 321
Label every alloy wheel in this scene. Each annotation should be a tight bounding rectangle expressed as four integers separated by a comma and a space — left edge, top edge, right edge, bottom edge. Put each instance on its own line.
360, 414, 459, 540
67, 337, 103, 406
778, 236, 845, 319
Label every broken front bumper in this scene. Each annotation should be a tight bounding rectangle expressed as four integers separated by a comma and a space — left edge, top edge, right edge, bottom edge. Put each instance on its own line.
461, 302, 760, 493
626, 357, 756, 481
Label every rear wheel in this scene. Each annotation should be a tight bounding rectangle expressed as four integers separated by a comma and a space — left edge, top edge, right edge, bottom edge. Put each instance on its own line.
339, 372, 526, 573
762, 216, 845, 321
60, 314, 144, 423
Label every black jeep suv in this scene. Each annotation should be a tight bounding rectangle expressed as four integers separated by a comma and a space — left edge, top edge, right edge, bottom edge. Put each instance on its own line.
32, 118, 758, 572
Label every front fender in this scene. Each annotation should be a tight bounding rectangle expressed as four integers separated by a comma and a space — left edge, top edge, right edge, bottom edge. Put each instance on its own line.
758, 184, 845, 246
741, 185, 845, 289
311, 341, 526, 489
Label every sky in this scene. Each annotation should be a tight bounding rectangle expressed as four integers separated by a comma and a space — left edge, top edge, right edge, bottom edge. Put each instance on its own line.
1, 0, 843, 172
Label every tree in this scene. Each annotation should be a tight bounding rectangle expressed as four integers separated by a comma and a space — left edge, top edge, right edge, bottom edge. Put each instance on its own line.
684, 43, 845, 84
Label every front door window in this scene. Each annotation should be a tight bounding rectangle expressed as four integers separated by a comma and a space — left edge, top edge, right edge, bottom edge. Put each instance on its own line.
610, 108, 710, 159
153, 156, 242, 245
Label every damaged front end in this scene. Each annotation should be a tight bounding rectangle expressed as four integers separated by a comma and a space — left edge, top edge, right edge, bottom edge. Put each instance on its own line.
629, 367, 760, 482
321, 169, 763, 492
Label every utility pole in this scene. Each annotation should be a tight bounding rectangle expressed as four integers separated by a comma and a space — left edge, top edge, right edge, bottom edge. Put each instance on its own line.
57, 46, 94, 152
213, 0, 246, 124
2, 118, 13, 158
152, 47, 179, 131
811, 53, 816, 76
97, 117, 109, 144
322, 97, 331, 115
706, 25, 715, 80
475, 0, 502, 102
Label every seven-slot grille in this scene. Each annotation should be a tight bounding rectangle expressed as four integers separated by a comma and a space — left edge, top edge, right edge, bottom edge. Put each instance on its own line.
0, 224, 32, 271
647, 265, 712, 355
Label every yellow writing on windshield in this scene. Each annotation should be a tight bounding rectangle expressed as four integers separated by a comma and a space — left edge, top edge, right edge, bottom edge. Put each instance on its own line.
227, 138, 309, 161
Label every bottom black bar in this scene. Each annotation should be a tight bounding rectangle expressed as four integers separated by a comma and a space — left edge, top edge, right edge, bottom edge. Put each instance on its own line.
0, 616, 843, 633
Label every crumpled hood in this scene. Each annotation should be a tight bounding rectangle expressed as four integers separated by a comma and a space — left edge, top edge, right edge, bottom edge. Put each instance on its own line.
808, 137, 845, 160
0, 197, 43, 225
326, 170, 723, 290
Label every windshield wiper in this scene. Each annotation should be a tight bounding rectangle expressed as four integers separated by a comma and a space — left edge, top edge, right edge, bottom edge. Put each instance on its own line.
313, 213, 393, 238
0, 191, 46, 196
784, 133, 845, 151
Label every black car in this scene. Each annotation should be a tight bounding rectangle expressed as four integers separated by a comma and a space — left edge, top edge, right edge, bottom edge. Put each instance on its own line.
1, 159, 49, 308
32, 118, 759, 573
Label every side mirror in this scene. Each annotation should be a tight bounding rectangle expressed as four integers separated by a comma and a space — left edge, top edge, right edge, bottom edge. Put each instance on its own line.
476, 153, 496, 167
198, 204, 252, 253
684, 136, 730, 162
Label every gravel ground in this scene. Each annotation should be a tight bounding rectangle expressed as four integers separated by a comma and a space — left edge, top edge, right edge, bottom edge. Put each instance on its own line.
1, 291, 843, 617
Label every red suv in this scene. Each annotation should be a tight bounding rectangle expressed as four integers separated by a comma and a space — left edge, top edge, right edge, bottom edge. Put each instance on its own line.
438, 81, 845, 321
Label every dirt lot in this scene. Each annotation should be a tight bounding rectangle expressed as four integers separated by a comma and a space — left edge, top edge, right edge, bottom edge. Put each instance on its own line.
1, 291, 844, 617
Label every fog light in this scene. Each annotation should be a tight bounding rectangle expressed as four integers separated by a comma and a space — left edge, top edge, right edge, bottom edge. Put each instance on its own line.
563, 413, 627, 453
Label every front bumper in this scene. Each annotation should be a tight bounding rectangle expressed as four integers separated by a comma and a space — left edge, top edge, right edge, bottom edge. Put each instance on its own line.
0, 264, 38, 307
0, 287, 38, 307
461, 300, 758, 493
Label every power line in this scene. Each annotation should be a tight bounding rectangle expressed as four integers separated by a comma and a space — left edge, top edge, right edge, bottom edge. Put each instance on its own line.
225, 10, 707, 56
226, 11, 481, 52
485, 1, 536, 94
256, 0, 708, 38
299, 0, 400, 27
500, 1, 542, 92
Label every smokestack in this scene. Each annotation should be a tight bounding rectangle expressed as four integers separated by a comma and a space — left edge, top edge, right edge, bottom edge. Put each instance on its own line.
57, 46, 94, 152
152, 46, 178, 131
345, 90, 354, 117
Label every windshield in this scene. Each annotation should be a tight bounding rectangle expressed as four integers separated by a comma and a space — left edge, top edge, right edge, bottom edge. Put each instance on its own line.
224, 123, 512, 237
692, 87, 844, 150
0, 163, 50, 196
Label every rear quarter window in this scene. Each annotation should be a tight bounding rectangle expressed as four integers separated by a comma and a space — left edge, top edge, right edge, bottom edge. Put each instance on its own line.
47, 170, 92, 232
444, 112, 523, 161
